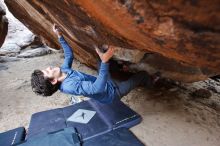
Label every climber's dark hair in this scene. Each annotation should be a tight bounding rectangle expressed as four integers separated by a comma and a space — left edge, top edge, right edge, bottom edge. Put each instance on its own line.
31, 70, 60, 96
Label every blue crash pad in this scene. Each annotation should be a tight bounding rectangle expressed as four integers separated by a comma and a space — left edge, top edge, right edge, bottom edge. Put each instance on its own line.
15, 127, 144, 146
0, 127, 25, 146
83, 128, 144, 146
27, 98, 141, 140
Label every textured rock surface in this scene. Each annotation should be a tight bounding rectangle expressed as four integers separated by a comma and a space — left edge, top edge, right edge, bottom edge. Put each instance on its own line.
0, 0, 34, 56
0, 1, 8, 47
17, 46, 51, 58
4, 0, 220, 82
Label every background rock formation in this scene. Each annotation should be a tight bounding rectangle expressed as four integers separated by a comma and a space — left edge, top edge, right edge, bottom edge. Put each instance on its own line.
0, 2, 8, 47
4, 0, 220, 82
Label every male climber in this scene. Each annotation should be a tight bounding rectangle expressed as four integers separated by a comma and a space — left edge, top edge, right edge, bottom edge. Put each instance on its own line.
31, 24, 158, 103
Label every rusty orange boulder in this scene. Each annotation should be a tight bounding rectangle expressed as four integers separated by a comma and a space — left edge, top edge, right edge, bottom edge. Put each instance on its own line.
5, 0, 220, 82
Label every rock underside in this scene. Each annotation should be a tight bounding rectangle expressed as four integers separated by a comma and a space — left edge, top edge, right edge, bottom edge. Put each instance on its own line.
0, 2, 8, 47
3, 0, 220, 82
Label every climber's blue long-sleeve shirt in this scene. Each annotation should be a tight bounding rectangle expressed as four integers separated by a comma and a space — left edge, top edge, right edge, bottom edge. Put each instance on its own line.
58, 36, 116, 103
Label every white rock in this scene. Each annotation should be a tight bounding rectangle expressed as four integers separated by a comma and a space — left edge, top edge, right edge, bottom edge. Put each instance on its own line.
17, 47, 50, 58
0, 43, 21, 54
0, 56, 20, 63
101, 45, 145, 63
113, 46, 145, 63
0, 1, 34, 53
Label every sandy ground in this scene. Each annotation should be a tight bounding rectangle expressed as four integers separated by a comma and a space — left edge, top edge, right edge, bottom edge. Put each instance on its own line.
0, 52, 220, 146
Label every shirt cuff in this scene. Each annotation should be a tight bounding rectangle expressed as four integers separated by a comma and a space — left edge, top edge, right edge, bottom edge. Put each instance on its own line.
100, 62, 109, 70
58, 36, 65, 42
